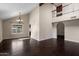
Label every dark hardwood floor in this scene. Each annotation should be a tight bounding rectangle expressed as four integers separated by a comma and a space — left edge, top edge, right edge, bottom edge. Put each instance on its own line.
0, 38, 79, 56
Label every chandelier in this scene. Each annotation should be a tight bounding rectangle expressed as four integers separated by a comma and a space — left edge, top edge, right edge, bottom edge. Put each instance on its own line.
16, 12, 23, 24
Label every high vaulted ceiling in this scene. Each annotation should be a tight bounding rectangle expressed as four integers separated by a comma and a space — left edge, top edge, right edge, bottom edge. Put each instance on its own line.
54, 3, 62, 6
39, 3, 62, 6
0, 3, 38, 20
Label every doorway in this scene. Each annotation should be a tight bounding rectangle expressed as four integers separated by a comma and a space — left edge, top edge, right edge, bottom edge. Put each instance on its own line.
29, 24, 31, 38
57, 22, 65, 41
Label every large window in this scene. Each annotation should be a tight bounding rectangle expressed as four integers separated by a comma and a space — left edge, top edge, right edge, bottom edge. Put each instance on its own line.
11, 24, 23, 34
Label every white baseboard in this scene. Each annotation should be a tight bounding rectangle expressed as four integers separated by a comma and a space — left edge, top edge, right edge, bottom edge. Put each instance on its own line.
28, 37, 79, 44
30, 38, 40, 41
65, 39, 79, 43
39, 37, 56, 41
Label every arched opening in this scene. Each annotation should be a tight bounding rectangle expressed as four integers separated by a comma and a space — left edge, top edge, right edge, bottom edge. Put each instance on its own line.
56, 22, 65, 53
57, 22, 65, 41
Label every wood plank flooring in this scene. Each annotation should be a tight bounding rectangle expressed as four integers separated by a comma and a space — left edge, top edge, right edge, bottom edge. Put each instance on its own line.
0, 38, 79, 56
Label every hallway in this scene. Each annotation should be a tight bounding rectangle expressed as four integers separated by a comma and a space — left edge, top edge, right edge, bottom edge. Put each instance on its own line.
0, 38, 79, 56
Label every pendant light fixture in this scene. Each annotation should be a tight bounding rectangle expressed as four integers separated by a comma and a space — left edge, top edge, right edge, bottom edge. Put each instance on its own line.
16, 12, 23, 24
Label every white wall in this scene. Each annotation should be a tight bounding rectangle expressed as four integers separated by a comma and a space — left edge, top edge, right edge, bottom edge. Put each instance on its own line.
52, 3, 79, 43
39, 3, 79, 43
52, 3, 79, 23
63, 20, 79, 43
2, 3, 79, 43
3, 14, 29, 39
39, 4, 56, 41
52, 20, 79, 43
3, 5, 40, 40
29, 6, 39, 41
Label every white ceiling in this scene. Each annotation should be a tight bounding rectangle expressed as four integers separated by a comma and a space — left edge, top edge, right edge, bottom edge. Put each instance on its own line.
54, 3, 62, 6
0, 3, 38, 19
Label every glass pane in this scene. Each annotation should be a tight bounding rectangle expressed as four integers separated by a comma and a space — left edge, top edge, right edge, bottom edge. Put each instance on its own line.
17, 27, 22, 33
12, 24, 22, 33
12, 29, 17, 33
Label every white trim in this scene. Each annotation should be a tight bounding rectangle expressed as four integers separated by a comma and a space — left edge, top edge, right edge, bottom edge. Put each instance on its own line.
39, 38, 56, 41
30, 37, 55, 41
31, 37, 79, 43
30, 38, 40, 41
65, 39, 79, 43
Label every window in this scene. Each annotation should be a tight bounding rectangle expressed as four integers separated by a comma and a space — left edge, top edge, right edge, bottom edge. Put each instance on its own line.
56, 5, 62, 17
11, 24, 23, 34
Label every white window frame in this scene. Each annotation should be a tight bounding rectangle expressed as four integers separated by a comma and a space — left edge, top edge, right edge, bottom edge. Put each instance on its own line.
11, 23, 23, 34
